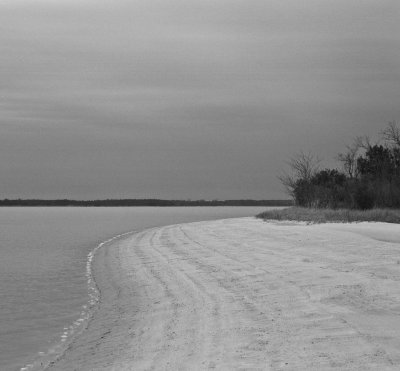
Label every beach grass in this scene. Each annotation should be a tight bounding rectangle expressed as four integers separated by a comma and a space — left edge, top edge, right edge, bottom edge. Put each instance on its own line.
256, 207, 400, 224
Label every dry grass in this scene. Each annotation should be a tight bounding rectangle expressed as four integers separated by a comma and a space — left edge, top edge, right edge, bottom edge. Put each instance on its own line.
256, 207, 400, 224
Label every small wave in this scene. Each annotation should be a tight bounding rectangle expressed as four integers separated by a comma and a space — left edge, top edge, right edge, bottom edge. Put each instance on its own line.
20, 230, 136, 371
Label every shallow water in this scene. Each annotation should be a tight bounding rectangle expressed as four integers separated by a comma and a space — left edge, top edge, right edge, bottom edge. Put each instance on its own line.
0, 206, 270, 370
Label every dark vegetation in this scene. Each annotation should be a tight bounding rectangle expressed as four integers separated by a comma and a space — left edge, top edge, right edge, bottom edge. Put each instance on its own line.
257, 207, 400, 224
0, 199, 292, 207
279, 121, 400, 210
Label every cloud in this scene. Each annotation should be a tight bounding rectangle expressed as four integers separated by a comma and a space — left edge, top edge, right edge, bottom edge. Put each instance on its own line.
0, 0, 399, 198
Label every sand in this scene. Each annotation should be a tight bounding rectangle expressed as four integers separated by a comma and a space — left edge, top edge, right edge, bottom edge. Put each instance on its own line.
47, 217, 400, 370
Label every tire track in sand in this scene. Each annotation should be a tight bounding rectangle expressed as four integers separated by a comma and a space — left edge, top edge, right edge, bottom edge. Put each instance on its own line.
47, 218, 400, 370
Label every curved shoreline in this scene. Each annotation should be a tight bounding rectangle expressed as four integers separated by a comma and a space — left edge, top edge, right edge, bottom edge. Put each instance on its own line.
45, 217, 400, 370
25, 231, 137, 371
44, 226, 160, 370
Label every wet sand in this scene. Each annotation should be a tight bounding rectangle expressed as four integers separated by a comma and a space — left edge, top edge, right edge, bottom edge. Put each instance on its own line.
47, 217, 400, 370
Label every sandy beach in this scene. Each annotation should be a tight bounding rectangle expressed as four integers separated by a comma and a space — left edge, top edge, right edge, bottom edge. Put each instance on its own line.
47, 217, 400, 370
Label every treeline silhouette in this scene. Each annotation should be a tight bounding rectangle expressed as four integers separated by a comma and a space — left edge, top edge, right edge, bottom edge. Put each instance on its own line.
281, 121, 400, 209
0, 199, 292, 207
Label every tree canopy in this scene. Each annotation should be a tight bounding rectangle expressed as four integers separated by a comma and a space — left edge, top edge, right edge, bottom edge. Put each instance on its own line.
282, 121, 400, 209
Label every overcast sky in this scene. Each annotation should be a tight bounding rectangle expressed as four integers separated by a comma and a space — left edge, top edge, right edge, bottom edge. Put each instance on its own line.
1, 0, 399, 199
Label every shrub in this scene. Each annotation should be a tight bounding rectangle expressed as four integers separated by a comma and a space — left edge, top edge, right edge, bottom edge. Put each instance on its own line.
353, 184, 375, 209
279, 122, 400, 210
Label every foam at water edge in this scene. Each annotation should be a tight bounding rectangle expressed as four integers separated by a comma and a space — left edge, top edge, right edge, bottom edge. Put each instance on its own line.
20, 230, 136, 371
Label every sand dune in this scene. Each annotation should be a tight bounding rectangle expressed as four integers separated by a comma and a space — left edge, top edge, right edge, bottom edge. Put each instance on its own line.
47, 217, 400, 370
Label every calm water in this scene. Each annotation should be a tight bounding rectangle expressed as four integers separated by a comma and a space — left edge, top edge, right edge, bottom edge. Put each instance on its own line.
0, 207, 269, 370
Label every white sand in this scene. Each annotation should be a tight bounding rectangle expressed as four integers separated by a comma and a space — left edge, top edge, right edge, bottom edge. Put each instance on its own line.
47, 217, 400, 370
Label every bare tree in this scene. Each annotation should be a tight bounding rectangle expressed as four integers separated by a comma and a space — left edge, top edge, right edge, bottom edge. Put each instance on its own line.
337, 136, 372, 179
356, 135, 373, 150
382, 121, 400, 147
278, 151, 320, 199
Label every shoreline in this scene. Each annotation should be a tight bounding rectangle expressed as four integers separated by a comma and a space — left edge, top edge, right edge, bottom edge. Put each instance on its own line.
44, 217, 400, 369
43, 225, 162, 370
24, 231, 137, 371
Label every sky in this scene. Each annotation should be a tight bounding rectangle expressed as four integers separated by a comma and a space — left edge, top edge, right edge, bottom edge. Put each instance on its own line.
0, 0, 399, 199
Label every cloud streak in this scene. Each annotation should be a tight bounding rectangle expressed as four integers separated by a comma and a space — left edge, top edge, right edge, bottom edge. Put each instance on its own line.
0, 0, 399, 198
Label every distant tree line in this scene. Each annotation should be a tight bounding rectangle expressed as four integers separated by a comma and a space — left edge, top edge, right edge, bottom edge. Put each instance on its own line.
280, 121, 400, 209
0, 199, 292, 207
